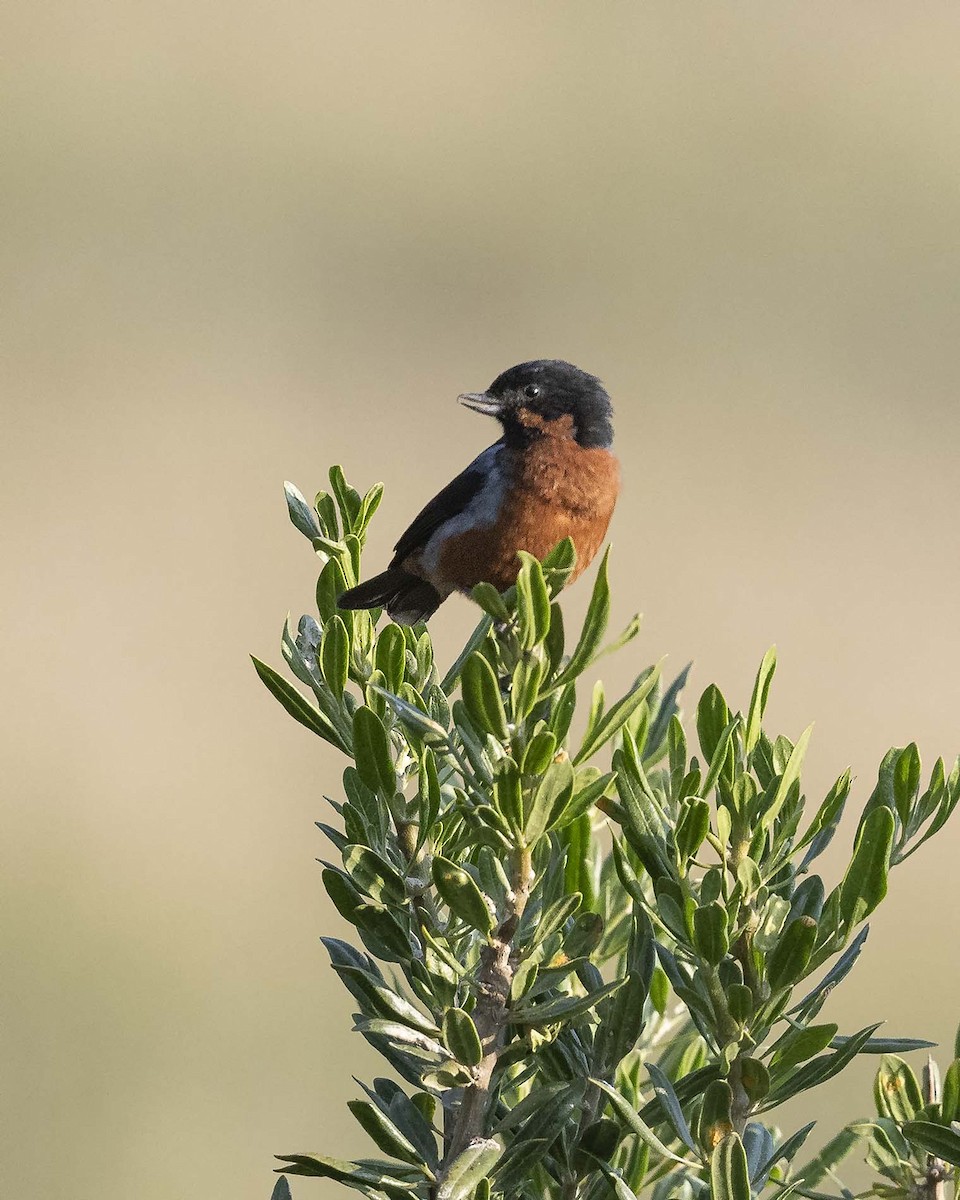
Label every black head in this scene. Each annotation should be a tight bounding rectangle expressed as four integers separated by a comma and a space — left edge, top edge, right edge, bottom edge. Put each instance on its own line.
458, 359, 614, 449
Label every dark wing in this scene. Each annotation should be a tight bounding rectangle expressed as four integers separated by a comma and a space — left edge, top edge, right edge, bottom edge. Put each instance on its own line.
390, 442, 501, 567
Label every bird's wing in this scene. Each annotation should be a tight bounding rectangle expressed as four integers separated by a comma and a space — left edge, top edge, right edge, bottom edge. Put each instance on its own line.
390, 442, 502, 566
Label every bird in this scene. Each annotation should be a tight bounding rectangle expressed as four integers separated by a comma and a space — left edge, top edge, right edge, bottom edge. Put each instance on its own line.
337, 359, 620, 625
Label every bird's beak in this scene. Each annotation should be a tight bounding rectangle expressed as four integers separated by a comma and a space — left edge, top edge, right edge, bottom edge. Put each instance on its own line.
458, 391, 504, 416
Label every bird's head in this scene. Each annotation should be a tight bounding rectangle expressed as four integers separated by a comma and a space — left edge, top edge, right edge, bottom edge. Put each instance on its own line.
459, 359, 614, 450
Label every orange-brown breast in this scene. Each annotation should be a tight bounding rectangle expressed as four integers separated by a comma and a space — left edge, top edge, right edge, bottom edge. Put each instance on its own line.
434, 435, 619, 594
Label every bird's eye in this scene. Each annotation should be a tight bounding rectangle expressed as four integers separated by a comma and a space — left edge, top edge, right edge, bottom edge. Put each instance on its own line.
523, 383, 541, 399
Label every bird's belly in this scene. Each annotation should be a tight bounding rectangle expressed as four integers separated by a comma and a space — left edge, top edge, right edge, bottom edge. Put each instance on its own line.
433, 445, 619, 594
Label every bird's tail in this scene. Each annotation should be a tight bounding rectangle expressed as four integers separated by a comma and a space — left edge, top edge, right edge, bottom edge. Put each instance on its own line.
338, 570, 443, 626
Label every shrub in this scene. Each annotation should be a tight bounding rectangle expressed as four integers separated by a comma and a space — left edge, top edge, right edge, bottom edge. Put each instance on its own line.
256, 468, 960, 1200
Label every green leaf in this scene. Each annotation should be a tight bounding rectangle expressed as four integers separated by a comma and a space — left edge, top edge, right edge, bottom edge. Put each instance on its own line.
759, 1023, 882, 1109
373, 685, 448, 744
942, 1059, 960, 1123
753, 1121, 817, 1181
700, 716, 740, 798
347, 1099, 431, 1169
437, 1137, 503, 1200
375, 623, 407, 692
699, 1080, 734, 1152
352, 706, 396, 797
676, 798, 711, 862
442, 1008, 483, 1068
902, 1120, 960, 1167
770, 1023, 838, 1073
789, 925, 869, 1017
574, 664, 662, 765
432, 856, 494, 935
875, 1055, 924, 1123
329, 464, 362, 531
767, 916, 817, 990
549, 547, 611, 689
710, 1132, 751, 1200
839, 806, 895, 927
792, 1127, 860, 1188
591, 1078, 698, 1166
355, 481, 384, 538
440, 615, 493, 695
524, 757, 575, 842
271, 1176, 292, 1200
693, 903, 729, 966
284, 480, 321, 539
521, 728, 558, 776
274, 1153, 418, 1192
892, 743, 921, 828
515, 553, 551, 649
761, 724, 814, 832
460, 652, 509, 741
470, 581, 511, 623
645, 1061, 698, 1153
745, 646, 777, 757
252, 656, 348, 752
697, 684, 731, 763
739, 1057, 770, 1104
513, 978, 625, 1026
343, 844, 407, 906
320, 616, 350, 697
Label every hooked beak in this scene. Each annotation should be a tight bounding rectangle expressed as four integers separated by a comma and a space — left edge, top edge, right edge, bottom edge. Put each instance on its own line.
458, 391, 504, 416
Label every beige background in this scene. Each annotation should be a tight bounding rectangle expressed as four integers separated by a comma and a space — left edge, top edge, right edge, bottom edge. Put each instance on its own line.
4, 5, 960, 1198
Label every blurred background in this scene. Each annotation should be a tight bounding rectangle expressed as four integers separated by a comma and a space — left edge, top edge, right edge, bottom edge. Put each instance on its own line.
4, 4, 960, 1197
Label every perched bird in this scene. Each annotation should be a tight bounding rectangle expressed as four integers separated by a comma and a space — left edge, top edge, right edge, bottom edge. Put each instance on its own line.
337, 359, 620, 624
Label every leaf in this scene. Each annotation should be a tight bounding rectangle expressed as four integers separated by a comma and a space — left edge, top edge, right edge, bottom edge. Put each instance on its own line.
591, 1078, 699, 1166
352, 706, 396, 797
524, 757, 575, 842
513, 978, 625, 1026
284, 480, 322, 539
700, 716, 740, 798
343, 844, 407, 906
710, 1132, 752, 1200
767, 916, 817, 990
432, 856, 494, 935
442, 1008, 483, 1068
329, 464, 362, 531
549, 547, 611, 688
515, 552, 551, 649
522, 892, 582, 956
745, 647, 777, 756
270, 1177, 292, 1200
375, 624, 407, 693
770, 1024, 838, 1073
440, 615, 493, 695
693, 903, 729, 966
754, 1121, 817, 1181
274, 1153, 418, 1192
699, 1080, 734, 1152
252, 657, 348, 752
875, 1055, 924, 1123
839, 807, 894, 927
788, 925, 869, 1017
792, 1127, 860, 1187
892, 743, 921, 828
574, 665, 662, 765
347, 1099, 431, 1169
902, 1120, 960, 1167
761, 724, 814, 832
697, 684, 731, 763
645, 1061, 698, 1153
320, 616, 350, 696
460, 652, 509, 741
759, 1023, 882, 1109
437, 1138, 503, 1200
